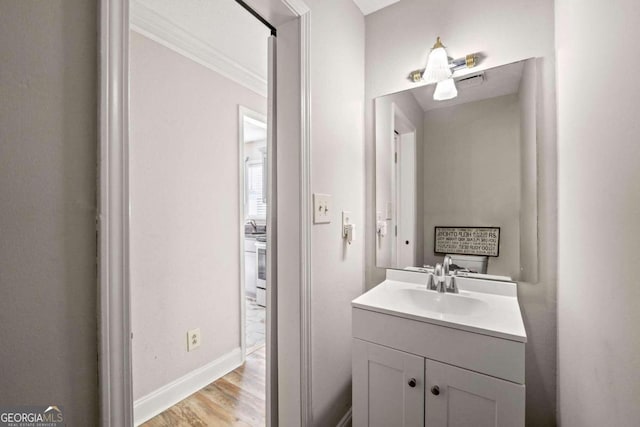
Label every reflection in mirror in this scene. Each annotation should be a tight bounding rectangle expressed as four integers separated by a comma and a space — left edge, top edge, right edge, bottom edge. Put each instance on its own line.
375, 59, 538, 282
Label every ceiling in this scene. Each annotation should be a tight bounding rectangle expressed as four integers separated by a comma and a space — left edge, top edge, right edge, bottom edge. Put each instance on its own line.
410, 61, 525, 112
352, 0, 402, 15
133, 0, 271, 83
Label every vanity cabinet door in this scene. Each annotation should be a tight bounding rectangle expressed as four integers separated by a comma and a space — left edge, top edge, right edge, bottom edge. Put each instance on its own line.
425, 359, 525, 427
353, 339, 424, 427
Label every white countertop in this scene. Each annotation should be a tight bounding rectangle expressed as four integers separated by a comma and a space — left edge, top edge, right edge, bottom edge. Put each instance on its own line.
352, 274, 527, 343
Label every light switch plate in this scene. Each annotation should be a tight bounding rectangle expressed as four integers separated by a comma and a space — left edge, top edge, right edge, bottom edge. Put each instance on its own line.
187, 328, 201, 352
313, 193, 332, 224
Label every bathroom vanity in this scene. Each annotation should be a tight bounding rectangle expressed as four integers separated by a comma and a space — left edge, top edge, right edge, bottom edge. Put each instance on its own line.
352, 269, 526, 427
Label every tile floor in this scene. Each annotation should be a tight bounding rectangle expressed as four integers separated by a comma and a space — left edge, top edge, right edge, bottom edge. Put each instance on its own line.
245, 297, 265, 354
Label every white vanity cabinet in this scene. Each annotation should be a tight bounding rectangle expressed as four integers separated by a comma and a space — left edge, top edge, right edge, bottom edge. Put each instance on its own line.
424, 359, 524, 427
352, 270, 527, 427
352, 339, 424, 427
353, 339, 524, 427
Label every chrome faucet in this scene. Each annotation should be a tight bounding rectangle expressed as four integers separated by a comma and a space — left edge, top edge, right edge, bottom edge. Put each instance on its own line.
426, 265, 437, 291
443, 255, 459, 293
448, 271, 459, 294
426, 256, 459, 293
427, 263, 447, 293
443, 255, 452, 276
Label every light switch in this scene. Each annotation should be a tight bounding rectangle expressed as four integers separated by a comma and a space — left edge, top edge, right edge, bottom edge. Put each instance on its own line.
313, 193, 331, 224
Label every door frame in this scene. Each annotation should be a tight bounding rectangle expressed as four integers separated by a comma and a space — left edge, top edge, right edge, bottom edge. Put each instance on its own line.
98, 0, 312, 426
389, 103, 417, 268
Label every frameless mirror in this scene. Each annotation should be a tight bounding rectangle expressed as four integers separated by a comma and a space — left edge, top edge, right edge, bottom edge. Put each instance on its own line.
375, 59, 538, 282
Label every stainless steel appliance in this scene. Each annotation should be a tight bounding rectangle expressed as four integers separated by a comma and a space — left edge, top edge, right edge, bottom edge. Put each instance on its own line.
255, 238, 266, 307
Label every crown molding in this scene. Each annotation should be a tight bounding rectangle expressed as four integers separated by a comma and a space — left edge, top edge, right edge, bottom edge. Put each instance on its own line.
130, 1, 268, 97
281, 0, 310, 14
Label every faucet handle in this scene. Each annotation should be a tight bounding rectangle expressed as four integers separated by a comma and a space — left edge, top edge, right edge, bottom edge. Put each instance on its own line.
434, 263, 446, 293
434, 263, 443, 278
446, 272, 460, 294
426, 273, 436, 290
443, 255, 452, 275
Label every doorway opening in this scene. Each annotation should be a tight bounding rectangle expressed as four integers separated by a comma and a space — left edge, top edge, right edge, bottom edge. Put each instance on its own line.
240, 107, 268, 356
128, 1, 274, 425
100, 0, 312, 425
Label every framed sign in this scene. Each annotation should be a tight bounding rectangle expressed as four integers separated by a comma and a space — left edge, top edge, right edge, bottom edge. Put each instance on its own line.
434, 226, 500, 257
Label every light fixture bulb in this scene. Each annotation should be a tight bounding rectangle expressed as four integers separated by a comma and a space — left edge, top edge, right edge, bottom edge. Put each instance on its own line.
423, 37, 452, 84
433, 78, 458, 101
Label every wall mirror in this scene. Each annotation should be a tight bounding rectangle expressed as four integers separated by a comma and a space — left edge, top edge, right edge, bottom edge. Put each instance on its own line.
375, 59, 538, 282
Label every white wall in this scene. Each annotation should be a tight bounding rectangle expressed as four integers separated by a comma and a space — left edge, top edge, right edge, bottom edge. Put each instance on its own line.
307, 0, 365, 425
375, 92, 424, 268
556, 1, 640, 425
422, 95, 521, 279
365, 1, 557, 425
129, 31, 266, 399
0, 1, 98, 424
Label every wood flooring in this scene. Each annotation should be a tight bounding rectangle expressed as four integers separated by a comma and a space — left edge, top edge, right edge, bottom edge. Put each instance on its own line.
142, 346, 266, 427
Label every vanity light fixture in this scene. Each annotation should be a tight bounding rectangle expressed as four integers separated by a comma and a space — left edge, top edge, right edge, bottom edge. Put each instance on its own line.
408, 37, 482, 102
433, 78, 458, 101
423, 37, 452, 84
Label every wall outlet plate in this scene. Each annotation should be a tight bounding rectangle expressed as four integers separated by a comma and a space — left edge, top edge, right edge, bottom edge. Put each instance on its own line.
187, 328, 201, 352
313, 193, 332, 224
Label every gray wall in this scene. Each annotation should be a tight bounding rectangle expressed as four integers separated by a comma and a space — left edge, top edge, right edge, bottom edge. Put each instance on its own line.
0, 1, 98, 424
556, 0, 640, 425
365, 0, 558, 425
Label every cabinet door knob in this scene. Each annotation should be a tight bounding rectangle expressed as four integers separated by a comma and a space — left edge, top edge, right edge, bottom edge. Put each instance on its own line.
431, 385, 440, 396
408, 378, 417, 388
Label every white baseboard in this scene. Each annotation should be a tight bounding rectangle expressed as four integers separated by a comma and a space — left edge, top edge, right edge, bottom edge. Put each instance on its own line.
133, 347, 243, 426
337, 407, 352, 427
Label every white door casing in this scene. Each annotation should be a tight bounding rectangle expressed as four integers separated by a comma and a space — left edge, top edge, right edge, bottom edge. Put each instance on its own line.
390, 103, 417, 269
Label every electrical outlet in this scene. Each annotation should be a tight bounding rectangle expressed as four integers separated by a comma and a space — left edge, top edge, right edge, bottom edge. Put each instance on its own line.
187, 328, 201, 352
313, 193, 332, 224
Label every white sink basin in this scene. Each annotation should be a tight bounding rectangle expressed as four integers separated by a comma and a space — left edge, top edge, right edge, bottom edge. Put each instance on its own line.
352, 269, 527, 342
398, 288, 489, 316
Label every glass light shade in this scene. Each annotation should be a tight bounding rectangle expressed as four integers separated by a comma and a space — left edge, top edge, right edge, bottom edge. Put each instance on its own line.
433, 78, 458, 101
423, 47, 452, 84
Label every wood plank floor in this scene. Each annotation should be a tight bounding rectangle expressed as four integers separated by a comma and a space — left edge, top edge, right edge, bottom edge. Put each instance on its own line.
142, 347, 266, 427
